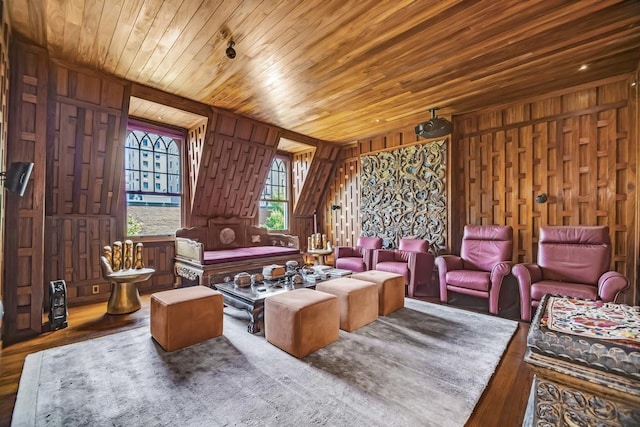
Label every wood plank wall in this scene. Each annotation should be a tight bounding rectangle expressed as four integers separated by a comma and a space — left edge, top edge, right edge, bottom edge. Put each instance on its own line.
3, 41, 342, 344
186, 121, 207, 222
452, 76, 637, 304
3, 40, 47, 344
0, 0, 10, 345
325, 147, 361, 248
189, 110, 279, 224
323, 75, 638, 304
45, 65, 179, 306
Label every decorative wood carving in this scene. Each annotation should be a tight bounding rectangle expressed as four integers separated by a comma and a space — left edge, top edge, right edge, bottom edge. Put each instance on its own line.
360, 140, 447, 253
525, 375, 640, 426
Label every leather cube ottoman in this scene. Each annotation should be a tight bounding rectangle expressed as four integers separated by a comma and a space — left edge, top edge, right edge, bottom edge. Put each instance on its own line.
150, 286, 223, 352
316, 277, 378, 332
264, 288, 339, 358
351, 270, 405, 315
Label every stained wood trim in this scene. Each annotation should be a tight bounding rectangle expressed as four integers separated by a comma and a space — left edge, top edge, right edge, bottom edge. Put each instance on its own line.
131, 83, 211, 118
457, 101, 628, 138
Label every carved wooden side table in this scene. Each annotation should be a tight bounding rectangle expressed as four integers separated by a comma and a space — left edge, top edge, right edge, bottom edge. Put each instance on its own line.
523, 295, 640, 426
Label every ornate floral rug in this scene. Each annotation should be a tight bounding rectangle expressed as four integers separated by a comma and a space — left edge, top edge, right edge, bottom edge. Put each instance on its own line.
545, 297, 640, 344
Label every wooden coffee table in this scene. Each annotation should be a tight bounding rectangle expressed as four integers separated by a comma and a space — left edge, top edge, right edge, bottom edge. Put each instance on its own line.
213, 278, 317, 334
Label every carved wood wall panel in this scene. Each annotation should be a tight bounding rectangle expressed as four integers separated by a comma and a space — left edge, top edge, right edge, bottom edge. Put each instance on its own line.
326, 153, 361, 248
292, 143, 341, 217
190, 111, 279, 222
360, 140, 447, 253
292, 149, 314, 210
48, 63, 126, 217
452, 76, 637, 304
187, 121, 207, 213
3, 41, 48, 344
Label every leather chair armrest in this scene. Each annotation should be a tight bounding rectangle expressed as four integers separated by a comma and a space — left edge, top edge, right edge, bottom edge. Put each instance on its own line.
407, 251, 435, 282
436, 255, 462, 303
435, 255, 463, 273
361, 247, 375, 270
512, 263, 542, 321
490, 261, 512, 284
373, 249, 396, 266
598, 271, 630, 302
335, 246, 357, 258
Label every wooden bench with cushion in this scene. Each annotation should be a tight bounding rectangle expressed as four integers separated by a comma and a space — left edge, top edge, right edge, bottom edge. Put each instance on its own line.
174, 217, 302, 286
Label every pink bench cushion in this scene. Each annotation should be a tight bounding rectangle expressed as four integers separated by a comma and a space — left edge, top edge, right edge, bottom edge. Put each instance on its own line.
203, 246, 300, 265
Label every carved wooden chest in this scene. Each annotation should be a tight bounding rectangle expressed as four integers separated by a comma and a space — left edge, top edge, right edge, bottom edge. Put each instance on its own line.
523, 295, 640, 426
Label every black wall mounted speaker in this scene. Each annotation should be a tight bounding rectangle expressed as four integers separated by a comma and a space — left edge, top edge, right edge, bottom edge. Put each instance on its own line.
3, 161, 34, 197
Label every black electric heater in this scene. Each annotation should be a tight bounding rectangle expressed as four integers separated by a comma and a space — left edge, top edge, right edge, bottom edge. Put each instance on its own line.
49, 280, 68, 330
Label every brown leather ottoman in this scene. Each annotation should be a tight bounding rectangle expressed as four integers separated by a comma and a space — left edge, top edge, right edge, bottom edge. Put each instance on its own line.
150, 286, 223, 352
264, 288, 339, 358
316, 277, 378, 332
351, 270, 405, 315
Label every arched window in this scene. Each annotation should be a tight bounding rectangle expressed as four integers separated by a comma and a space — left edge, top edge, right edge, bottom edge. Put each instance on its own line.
259, 157, 290, 230
125, 120, 183, 236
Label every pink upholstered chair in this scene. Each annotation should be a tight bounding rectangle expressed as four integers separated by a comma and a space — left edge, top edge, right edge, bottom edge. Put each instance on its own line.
436, 225, 513, 316
512, 226, 629, 322
334, 236, 383, 272
372, 238, 435, 297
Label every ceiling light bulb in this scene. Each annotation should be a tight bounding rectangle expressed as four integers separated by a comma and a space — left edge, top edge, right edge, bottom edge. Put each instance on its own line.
579, 64, 588, 71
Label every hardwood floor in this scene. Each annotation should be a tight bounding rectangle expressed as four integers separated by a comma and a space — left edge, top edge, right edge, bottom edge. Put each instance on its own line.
0, 293, 532, 427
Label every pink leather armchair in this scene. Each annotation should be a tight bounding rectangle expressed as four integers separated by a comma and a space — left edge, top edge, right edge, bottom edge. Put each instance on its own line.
436, 225, 513, 316
512, 226, 629, 321
334, 236, 383, 272
373, 238, 435, 297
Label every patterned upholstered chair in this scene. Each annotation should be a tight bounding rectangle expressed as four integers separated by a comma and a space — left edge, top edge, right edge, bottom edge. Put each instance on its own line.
436, 225, 513, 316
334, 236, 383, 272
372, 238, 435, 297
512, 226, 629, 321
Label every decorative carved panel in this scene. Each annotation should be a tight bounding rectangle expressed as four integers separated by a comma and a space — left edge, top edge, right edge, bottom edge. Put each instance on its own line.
360, 140, 447, 253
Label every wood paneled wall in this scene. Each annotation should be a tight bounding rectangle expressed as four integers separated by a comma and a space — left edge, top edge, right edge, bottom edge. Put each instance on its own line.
324, 75, 637, 303
0, 0, 10, 344
3, 42, 342, 344
189, 110, 279, 223
3, 40, 47, 344
452, 76, 637, 304
292, 149, 314, 209
326, 148, 361, 248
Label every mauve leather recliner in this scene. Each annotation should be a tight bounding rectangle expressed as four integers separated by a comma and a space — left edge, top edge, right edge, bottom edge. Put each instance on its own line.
373, 238, 435, 297
512, 226, 629, 322
334, 237, 383, 272
436, 225, 513, 316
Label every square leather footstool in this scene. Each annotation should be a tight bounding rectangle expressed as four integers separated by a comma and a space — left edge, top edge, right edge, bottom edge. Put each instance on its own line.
351, 270, 405, 315
150, 286, 223, 352
316, 277, 378, 332
264, 288, 339, 358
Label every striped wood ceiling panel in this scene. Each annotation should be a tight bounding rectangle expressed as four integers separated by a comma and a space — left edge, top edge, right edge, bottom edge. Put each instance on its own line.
7, 0, 640, 142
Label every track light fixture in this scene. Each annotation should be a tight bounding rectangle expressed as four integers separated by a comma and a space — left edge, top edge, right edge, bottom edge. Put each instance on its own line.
226, 41, 236, 59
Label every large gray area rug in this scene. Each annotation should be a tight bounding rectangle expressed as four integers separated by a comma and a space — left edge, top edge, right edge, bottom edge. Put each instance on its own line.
12, 299, 517, 427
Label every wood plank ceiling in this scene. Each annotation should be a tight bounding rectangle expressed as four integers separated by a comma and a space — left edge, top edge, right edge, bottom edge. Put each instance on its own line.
8, 0, 640, 143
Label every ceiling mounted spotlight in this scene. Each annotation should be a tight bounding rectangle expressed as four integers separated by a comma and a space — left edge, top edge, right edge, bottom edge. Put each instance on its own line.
226, 41, 236, 59
415, 108, 453, 139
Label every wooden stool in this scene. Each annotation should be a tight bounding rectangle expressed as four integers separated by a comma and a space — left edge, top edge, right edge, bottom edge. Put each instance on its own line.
150, 286, 223, 352
264, 288, 339, 358
316, 277, 378, 332
351, 270, 405, 315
